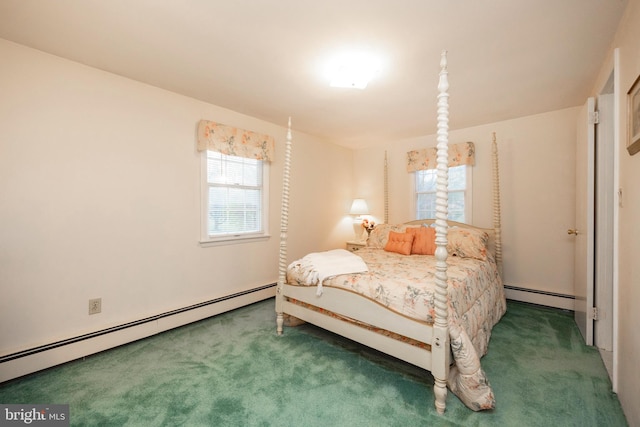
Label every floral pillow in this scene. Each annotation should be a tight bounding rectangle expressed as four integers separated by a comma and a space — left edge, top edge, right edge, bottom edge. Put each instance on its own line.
367, 224, 406, 248
447, 227, 489, 260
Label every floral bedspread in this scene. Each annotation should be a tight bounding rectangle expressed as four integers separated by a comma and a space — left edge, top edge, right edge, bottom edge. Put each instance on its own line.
287, 247, 507, 410
288, 248, 505, 357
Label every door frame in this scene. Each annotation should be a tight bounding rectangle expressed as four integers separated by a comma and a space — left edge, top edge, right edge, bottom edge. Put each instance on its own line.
588, 48, 620, 392
611, 48, 620, 393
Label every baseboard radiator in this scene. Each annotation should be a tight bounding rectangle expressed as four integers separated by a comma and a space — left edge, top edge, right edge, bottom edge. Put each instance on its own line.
504, 285, 575, 311
0, 284, 276, 383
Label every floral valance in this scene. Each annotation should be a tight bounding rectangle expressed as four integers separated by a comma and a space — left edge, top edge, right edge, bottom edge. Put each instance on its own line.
406, 141, 475, 172
197, 120, 275, 162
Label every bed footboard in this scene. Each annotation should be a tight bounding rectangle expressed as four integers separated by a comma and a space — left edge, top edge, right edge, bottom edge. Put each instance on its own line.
280, 284, 450, 373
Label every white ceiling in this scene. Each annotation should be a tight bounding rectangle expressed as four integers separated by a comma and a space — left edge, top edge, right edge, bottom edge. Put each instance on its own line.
0, 0, 628, 148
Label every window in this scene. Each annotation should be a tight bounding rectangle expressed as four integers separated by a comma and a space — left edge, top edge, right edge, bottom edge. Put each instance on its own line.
415, 165, 471, 222
201, 151, 269, 243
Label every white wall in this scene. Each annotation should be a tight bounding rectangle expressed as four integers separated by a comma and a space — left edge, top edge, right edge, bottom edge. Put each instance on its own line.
354, 108, 578, 298
594, 1, 640, 424
0, 39, 353, 359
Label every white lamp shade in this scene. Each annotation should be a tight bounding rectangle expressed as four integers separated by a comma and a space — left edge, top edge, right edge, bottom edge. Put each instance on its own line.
349, 199, 369, 215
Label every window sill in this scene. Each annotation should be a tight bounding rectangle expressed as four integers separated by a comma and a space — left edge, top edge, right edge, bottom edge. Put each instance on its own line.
199, 234, 271, 248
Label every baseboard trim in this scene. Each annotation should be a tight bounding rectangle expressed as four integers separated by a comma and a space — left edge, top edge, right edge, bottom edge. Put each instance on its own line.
504, 285, 575, 311
0, 284, 276, 383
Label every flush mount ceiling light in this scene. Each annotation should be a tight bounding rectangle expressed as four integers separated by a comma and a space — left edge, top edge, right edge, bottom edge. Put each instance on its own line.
326, 52, 381, 89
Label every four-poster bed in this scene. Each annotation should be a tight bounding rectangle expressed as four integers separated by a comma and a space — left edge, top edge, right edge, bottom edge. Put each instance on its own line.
275, 51, 505, 413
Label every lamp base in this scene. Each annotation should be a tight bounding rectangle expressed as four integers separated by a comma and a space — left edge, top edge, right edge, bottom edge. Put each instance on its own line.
353, 220, 365, 242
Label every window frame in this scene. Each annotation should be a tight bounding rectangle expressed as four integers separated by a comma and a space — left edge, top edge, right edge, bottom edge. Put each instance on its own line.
199, 151, 270, 246
412, 165, 473, 223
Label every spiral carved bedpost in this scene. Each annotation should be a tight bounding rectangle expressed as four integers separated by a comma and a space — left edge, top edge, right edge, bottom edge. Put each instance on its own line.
491, 132, 503, 277
433, 50, 451, 414
276, 117, 292, 336
384, 151, 389, 224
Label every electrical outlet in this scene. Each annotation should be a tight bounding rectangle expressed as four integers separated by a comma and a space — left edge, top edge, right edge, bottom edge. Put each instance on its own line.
89, 298, 102, 315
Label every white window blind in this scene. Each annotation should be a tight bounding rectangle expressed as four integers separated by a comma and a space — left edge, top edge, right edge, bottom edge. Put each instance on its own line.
203, 151, 268, 241
415, 165, 470, 222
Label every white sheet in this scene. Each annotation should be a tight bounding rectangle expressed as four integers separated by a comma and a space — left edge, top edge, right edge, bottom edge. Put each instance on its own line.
289, 249, 369, 295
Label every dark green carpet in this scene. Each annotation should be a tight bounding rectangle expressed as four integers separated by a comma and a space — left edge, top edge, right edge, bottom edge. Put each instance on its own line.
0, 299, 627, 426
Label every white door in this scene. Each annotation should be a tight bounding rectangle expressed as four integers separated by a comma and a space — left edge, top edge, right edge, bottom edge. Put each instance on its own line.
574, 97, 595, 345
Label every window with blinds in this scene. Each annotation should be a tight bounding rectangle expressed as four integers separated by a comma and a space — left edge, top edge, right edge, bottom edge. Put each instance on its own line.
415, 165, 471, 222
202, 151, 268, 242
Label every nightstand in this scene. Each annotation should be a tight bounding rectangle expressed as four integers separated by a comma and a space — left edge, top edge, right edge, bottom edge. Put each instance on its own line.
346, 241, 366, 252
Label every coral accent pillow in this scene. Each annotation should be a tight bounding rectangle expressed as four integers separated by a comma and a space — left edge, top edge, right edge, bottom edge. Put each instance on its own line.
407, 226, 436, 255
384, 231, 414, 255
